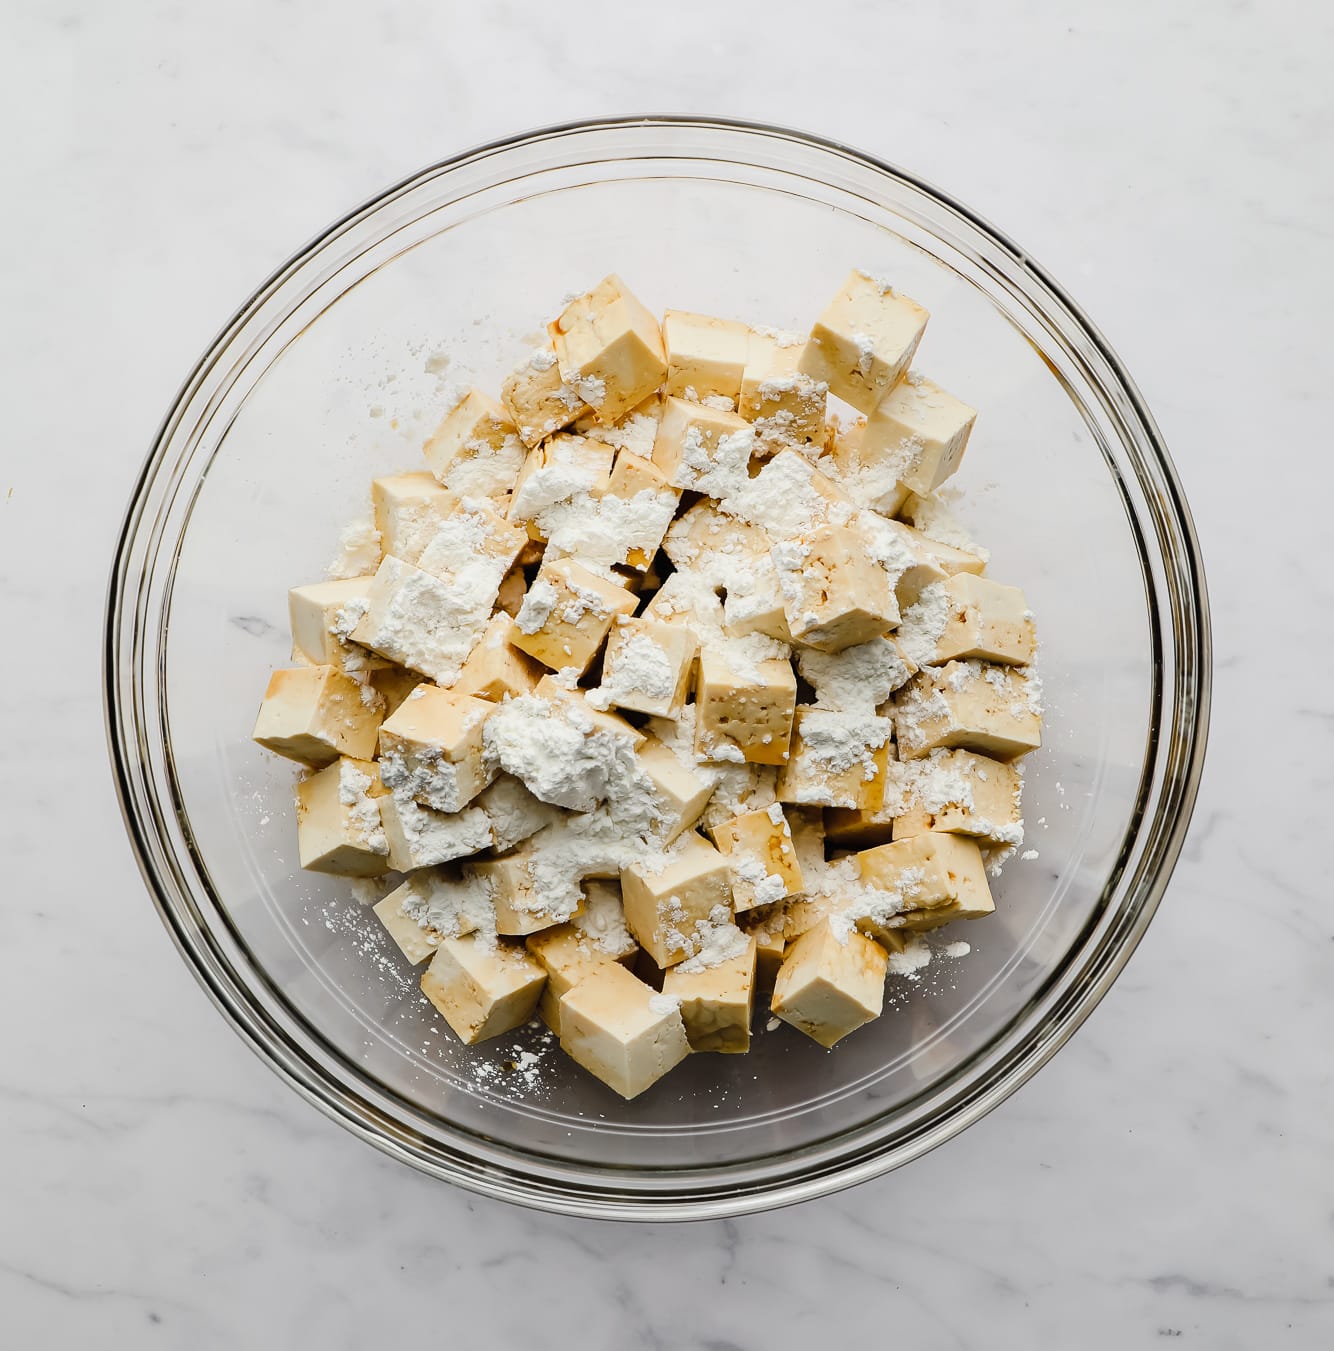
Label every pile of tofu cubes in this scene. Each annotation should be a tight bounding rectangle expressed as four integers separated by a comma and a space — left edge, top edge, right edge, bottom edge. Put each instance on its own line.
252, 271, 1042, 1099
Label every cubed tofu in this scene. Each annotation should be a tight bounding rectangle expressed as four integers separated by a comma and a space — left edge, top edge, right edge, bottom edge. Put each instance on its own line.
295, 757, 390, 876
662, 309, 749, 402
798, 270, 930, 413
636, 735, 715, 843
620, 833, 734, 968
777, 708, 894, 810
373, 869, 492, 964
508, 557, 638, 675
420, 935, 547, 1046
725, 447, 856, 541
253, 664, 383, 766
288, 577, 388, 673
773, 809, 838, 940
549, 274, 667, 425
558, 961, 691, 1098
856, 832, 995, 933
772, 525, 899, 652
350, 555, 492, 684
526, 923, 624, 1035
924, 573, 1036, 667
893, 661, 1042, 761
507, 433, 616, 536
861, 372, 977, 495
771, 920, 887, 1048
570, 879, 639, 965
600, 450, 682, 570
371, 471, 456, 564
694, 647, 796, 766
414, 497, 527, 583
889, 748, 1023, 848
475, 774, 563, 854
825, 415, 910, 517
650, 395, 755, 495
738, 328, 827, 453
710, 803, 805, 912
851, 511, 983, 609
450, 613, 544, 702
377, 684, 494, 811
422, 388, 526, 499
379, 793, 492, 872
662, 936, 757, 1053
534, 674, 647, 748
501, 345, 589, 447
591, 616, 697, 717
465, 847, 581, 938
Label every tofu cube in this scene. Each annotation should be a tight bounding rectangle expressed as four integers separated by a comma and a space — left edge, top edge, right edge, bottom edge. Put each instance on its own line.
826, 416, 910, 517
508, 433, 616, 538
288, 577, 388, 674
796, 636, 916, 713
738, 329, 827, 453
377, 684, 494, 811
372, 870, 492, 964
777, 708, 894, 810
501, 345, 589, 447
695, 648, 796, 766
549, 274, 667, 425
771, 920, 887, 1048
420, 935, 547, 1045
350, 555, 491, 684
253, 665, 383, 766
662, 309, 749, 402
852, 511, 983, 610
295, 757, 390, 876
926, 573, 1037, 667
422, 388, 526, 499
378, 794, 492, 872
508, 557, 637, 675
662, 936, 757, 1053
894, 661, 1042, 761
570, 879, 639, 965
772, 525, 899, 652
533, 674, 647, 747
602, 449, 682, 569
591, 617, 697, 718
798, 270, 930, 413
889, 748, 1023, 848
725, 447, 856, 541
414, 497, 527, 584
861, 372, 977, 495
710, 804, 805, 912
636, 735, 715, 843
475, 774, 563, 854
372, 471, 455, 564
450, 613, 544, 702
464, 843, 582, 937
558, 961, 691, 1098
525, 923, 622, 1035
651, 396, 755, 495
620, 833, 734, 968
856, 832, 995, 933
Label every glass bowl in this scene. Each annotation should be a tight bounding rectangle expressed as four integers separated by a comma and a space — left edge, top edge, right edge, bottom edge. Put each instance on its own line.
105, 117, 1210, 1219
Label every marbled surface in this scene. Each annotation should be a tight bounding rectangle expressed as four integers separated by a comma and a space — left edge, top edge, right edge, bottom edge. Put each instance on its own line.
2, 1, 1331, 1346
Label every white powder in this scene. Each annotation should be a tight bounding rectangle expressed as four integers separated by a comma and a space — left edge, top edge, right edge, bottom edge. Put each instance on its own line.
543, 488, 677, 579
798, 638, 914, 713
580, 406, 660, 458
476, 775, 562, 853
400, 870, 496, 944
901, 489, 991, 563
571, 882, 636, 956
751, 325, 805, 348
1020, 849, 1040, 861
378, 743, 470, 813
514, 578, 558, 635
887, 937, 932, 977
441, 434, 525, 498
793, 710, 893, 782
571, 372, 606, 407
326, 515, 382, 580
648, 993, 682, 1015
387, 794, 493, 866
673, 423, 754, 500
733, 855, 787, 907
939, 940, 971, 959
676, 914, 750, 973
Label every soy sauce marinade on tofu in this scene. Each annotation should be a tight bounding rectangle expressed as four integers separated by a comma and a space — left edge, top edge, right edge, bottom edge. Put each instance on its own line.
252, 270, 1042, 1099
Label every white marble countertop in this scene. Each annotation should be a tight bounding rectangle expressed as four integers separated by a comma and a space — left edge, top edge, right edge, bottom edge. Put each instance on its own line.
3, 1, 1330, 1345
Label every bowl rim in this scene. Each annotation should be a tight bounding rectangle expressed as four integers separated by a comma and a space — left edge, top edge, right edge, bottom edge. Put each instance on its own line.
104, 114, 1211, 1220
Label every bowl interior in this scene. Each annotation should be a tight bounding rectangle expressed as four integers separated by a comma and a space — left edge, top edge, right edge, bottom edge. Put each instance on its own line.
123, 123, 1194, 1211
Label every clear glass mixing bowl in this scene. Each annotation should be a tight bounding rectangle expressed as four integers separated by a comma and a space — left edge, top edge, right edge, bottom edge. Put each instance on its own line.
105, 118, 1210, 1219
